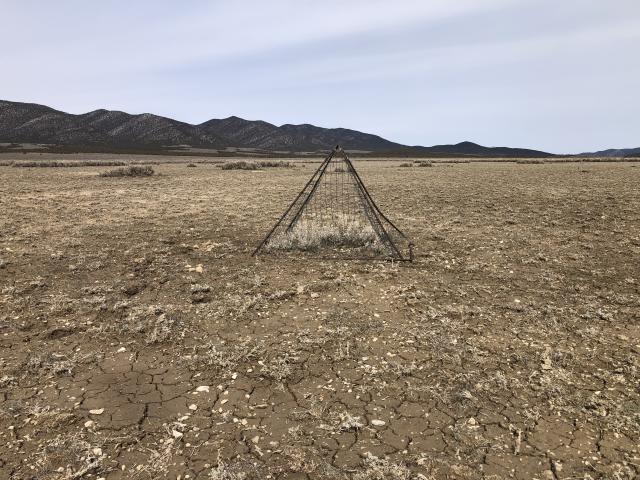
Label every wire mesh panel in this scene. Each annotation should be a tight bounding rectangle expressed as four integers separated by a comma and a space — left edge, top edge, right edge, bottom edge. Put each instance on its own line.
253, 146, 413, 260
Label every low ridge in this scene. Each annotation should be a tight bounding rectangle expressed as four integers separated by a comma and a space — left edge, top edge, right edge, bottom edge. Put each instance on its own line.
0, 99, 553, 156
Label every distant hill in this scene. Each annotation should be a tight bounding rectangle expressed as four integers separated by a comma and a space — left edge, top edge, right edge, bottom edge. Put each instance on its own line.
409, 141, 551, 158
579, 147, 640, 158
1, 99, 553, 156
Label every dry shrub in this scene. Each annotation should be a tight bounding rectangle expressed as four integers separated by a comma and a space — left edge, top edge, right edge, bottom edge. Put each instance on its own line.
265, 215, 383, 252
99, 165, 154, 177
14, 160, 126, 168
516, 159, 545, 164
259, 160, 294, 168
416, 160, 433, 167
220, 160, 261, 170
399, 162, 413, 167
440, 159, 471, 163
187, 163, 197, 167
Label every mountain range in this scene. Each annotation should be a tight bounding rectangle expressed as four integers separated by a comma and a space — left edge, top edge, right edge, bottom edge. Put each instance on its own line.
578, 147, 640, 158
0, 100, 636, 157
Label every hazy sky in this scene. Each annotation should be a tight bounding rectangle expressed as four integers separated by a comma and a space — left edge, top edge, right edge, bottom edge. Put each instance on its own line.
2, 1, 639, 153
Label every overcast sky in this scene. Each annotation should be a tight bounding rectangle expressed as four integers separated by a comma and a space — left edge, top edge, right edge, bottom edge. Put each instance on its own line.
2, 1, 639, 153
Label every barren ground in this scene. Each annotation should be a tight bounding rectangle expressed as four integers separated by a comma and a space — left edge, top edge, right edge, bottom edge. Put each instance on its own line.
0, 157, 638, 480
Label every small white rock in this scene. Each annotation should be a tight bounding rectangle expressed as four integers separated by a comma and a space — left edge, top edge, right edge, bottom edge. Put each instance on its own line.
117, 347, 126, 353
371, 419, 386, 427
89, 408, 104, 415
84, 420, 94, 428
188, 404, 198, 411
195, 386, 210, 393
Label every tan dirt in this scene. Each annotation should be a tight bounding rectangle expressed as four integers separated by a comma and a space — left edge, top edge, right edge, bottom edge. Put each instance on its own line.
0, 158, 638, 479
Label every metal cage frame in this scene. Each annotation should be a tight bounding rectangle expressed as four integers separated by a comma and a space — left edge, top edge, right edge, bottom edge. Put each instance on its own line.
253, 146, 414, 261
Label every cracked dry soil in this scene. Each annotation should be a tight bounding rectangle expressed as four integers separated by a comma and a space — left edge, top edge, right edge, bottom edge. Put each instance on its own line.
0, 159, 638, 479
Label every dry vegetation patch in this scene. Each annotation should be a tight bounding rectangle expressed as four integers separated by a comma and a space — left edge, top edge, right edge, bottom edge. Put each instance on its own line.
98, 165, 155, 177
265, 215, 382, 252
13, 160, 127, 168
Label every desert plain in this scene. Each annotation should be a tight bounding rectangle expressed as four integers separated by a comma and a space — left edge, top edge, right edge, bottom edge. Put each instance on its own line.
0, 156, 638, 479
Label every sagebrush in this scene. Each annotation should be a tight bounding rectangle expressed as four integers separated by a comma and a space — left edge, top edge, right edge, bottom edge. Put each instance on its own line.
99, 165, 154, 177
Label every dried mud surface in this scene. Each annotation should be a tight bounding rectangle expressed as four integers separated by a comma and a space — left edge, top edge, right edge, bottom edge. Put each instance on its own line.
0, 159, 639, 479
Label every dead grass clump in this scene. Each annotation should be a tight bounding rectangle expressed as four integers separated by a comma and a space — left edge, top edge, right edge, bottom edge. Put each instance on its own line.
188, 339, 261, 372
145, 313, 182, 344
208, 452, 251, 480
187, 163, 197, 167
338, 412, 364, 432
99, 165, 154, 177
265, 215, 383, 252
220, 160, 261, 170
354, 453, 414, 480
0, 375, 16, 388
25, 353, 77, 376
107, 306, 182, 344
0, 160, 14, 166
399, 162, 413, 167
260, 353, 296, 382
33, 432, 106, 479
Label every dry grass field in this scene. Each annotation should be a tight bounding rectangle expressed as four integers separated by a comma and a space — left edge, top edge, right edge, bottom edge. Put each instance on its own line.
0, 157, 639, 479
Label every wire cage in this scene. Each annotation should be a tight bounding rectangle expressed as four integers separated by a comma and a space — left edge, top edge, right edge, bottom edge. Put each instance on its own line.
253, 146, 413, 261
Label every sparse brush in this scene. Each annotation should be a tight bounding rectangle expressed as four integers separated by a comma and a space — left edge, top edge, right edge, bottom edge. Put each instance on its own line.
99, 165, 154, 177
265, 215, 385, 252
258, 160, 294, 168
399, 162, 413, 167
415, 160, 433, 167
187, 163, 197, 167
516, 159, 545, 164
220, 160, 261, 170
13, 160, 127, 168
